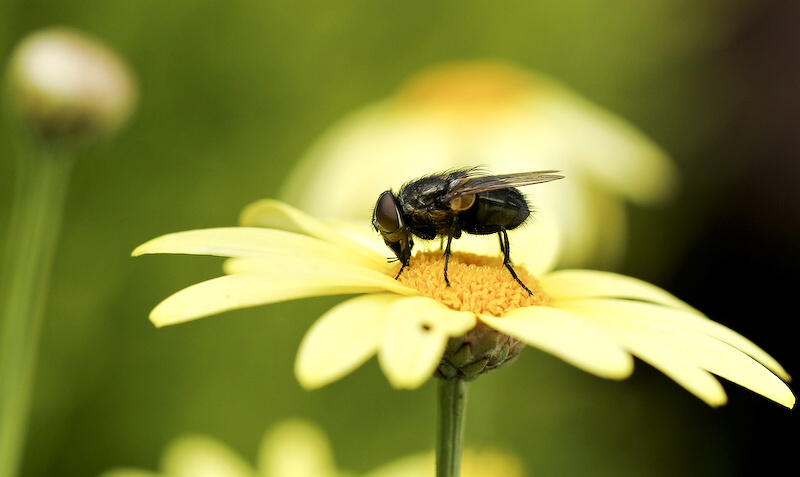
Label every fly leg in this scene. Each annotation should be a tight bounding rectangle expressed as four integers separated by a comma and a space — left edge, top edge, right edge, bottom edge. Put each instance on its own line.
393, 237, 413, 281
394, 261, 408, 280
442, 219, 460, 287
498, 228, 533, 296
443, 233, 454, 287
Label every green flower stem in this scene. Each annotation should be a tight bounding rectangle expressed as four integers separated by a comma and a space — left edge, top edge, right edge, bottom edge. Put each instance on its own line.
436, 377, 469, 477
0, 144, 73, 477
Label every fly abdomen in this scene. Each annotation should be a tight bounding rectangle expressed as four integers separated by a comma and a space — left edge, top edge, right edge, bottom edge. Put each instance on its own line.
461, 189, 529, 235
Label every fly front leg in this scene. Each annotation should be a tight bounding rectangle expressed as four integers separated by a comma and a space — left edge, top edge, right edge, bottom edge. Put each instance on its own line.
394, 262, 408, 280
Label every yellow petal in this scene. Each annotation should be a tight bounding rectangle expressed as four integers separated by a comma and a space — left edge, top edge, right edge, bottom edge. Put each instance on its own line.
223, 255, 414, 298
258, 420, 338, 477
528, 175, 605, 269
361, 452, 434, 477
326, 218, 395, 257
279, 63, 678, 271
240, 198, 338, 237
279, 106, 458, 223
563, 301, 795, 408
161, 435, 255, 477
133, 227, 385, 271
571, 317, 729, 406
133, 227, 287, 257
542, 269, 696, 311
222, 250, 391, 278
98, 471, 159, 477
658, 328, 794, 408
505, 212, 562, 276
480, 306, 633, 379
378, 297, 477, 389
150, 269, 414, 327
295, 294, 400, 389
619, 331, 729, 406
561, 298, 791, 381
418, 212, 562, 278
239, 199, 385, 266
536, 87, 678, 204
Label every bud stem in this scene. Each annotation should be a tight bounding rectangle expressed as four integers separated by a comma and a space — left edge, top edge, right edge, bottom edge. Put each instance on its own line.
0, 143, 73, 477
436, 377, 469, 477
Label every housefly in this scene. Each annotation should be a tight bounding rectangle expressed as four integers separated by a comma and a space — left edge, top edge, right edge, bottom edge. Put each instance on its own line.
372, 168, 564, 295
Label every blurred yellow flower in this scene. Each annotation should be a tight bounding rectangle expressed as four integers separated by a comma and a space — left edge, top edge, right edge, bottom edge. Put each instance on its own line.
100, 419, 523, 477
363, 449, 523, 477
100, 419, 343, 477
281, 61, 677, 268
134, 200, 793, 408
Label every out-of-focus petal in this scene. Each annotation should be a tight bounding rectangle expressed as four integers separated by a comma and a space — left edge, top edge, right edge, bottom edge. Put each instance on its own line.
408, 211, 560, 277
362, 448, 525, 477
533, 84, 678, 204
504, 211, 562, 276
361, 452, 434, 477
161, 435, 255, 477
258, 420, 339, 477
98, 471, 160, 477
280, 61, 679, 269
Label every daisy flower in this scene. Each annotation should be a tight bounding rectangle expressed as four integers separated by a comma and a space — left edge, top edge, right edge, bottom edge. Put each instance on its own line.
280, 60, 678, 268
133, 199, 794, 409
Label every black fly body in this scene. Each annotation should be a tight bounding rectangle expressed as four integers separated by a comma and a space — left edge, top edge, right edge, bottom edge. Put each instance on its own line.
372, 168, 564, 295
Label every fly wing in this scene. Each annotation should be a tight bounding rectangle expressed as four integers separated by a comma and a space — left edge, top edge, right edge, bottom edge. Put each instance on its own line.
444, 170, 564, 199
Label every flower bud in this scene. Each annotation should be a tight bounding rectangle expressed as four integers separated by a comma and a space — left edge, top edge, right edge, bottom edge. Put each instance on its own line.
4, 27, 137, 146
436, 322, 525, 380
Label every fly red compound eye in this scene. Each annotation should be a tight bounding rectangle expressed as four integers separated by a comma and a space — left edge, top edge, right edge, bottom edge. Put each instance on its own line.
373, 191, 402, 233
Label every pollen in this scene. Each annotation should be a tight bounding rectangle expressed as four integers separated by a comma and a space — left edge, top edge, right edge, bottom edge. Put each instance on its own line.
394, 251, 549, 317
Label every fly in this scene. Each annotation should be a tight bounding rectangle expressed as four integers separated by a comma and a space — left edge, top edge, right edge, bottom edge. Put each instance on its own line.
372, 168, 564, 295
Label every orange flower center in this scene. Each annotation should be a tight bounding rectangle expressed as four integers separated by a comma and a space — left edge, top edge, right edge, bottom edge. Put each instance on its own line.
397, 62, 535, 120
394, 251, 549, 316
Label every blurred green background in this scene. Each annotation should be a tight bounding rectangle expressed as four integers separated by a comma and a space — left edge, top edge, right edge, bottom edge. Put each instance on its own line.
1, 1, 797, 475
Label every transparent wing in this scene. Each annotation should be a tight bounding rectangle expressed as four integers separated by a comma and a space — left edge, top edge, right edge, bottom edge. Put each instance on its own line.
445, 170, 564, 199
